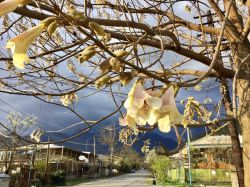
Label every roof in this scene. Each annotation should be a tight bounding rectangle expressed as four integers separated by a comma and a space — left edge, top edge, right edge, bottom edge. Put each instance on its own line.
191, 135, 243, 148
12, 144, 64, 150
171, 135, 243, 158
0, 143, 95, 156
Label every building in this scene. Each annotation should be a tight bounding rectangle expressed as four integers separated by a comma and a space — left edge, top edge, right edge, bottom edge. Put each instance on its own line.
168, 135, 243, 184
0, 143, 102, 177
179, 135, 243, 169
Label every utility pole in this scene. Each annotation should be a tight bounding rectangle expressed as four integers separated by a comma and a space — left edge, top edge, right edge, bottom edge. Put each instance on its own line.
44, 137, 50, 176
93, 136, 96, 178
187, 127, 192, 186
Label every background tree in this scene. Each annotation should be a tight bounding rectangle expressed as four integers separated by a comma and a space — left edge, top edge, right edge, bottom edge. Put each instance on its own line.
0, 112, 37, 174
117, 146, 143, 172
98, 126, 117, 173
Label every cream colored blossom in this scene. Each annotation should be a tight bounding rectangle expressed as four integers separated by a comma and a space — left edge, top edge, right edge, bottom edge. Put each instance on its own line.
89, 22, 105, 36
109, 57, 121, 72
124, 81, 146, 111
134, 107, 150, 126
30, 129, 43, 142
0, 0, 23, 17
121, 82, 184, 133
158, 115, 171, 133
68, 6, 86, 21
119, 72, 133, 86
103, 33, 111, 43
160, 86, 184, 125
145, 95, 162, 109
95, 75, 110, 89
78, 46, 96, 63
119, 114, 136, 128
113, 50, 129, 58
60, 93, 78, 106
6, 23, 46, 69
147, 108, 161, 126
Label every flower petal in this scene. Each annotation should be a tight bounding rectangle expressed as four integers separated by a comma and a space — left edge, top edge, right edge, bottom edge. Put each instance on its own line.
135, 107, 150, 126
158, 115, 171, 133
12, 53, 30, 69
127, 106, 138, 118
146, 95, 162, 109
124, 96, 133, 109
137, 107, 150, 121
135, 116, 147, 126
161, 86, 176, 107
119, 117, 127, 126
126, 115, 136, 128
125, 81, 146, 109
170, 110, 184, 125
146, 89, 163, 97
0, 0, 22, 17
133, 82, 146, 108
119, 114, 137, 129
6, 24, 45, 69
147, 109, 161, 126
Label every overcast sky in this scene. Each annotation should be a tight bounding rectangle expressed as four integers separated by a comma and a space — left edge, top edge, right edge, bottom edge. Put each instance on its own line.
0, 1, 226, 149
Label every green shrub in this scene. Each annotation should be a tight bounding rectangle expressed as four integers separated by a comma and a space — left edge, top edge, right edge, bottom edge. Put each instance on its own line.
150, 156, 171, 184
50, 170, 66, 185
35, 160, 47, 173
119, 160, 132, 173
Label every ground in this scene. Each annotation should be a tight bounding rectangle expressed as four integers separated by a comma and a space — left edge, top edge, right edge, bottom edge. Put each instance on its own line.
58, 170, 231, 187
61, 170, 156, 187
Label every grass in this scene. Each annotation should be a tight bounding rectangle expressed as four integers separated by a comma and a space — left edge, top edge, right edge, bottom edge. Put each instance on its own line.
56, 174, 122, 186
64, 178, 87, 186
162, 181, 232, 187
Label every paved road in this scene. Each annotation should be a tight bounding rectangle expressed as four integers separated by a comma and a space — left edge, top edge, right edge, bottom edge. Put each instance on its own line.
69, 170, 156, 187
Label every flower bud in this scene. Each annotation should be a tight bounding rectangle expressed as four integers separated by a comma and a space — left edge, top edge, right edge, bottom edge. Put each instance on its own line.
89, 22, 105, 36
47, 21, 58, 36
95, 75, 110, 89
113, 50, 129, 58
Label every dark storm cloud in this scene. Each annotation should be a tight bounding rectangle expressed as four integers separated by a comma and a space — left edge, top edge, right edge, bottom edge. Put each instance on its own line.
0, 88, 120, 133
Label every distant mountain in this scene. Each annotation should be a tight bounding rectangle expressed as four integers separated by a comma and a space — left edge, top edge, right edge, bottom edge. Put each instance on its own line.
35, 79, 224, 155
40, 122, 209, 155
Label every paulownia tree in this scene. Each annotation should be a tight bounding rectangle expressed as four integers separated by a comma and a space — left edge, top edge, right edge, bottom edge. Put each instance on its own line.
0, 0, 249, 185
0, 113, 37, 174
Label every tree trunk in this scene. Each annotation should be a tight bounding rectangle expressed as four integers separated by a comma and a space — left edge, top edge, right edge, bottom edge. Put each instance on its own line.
237, 78, 250, 186
4, 151, 13, 175
220, 80, 244, 187
222, 1, 250, 184
233, 41, 250, 186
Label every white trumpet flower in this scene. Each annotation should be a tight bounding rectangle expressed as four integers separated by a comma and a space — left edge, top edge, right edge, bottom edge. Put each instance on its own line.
160, 86, 184, 125
0, 0, 22, 17
121, 81, 184, 133
6, 23, 46, 69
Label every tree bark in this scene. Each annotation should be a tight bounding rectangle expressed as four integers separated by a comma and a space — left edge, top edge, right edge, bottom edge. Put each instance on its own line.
4, 151, 13, 175
237, 78, 250, 186
233, 41, 250, 186
220, 80, 244, 187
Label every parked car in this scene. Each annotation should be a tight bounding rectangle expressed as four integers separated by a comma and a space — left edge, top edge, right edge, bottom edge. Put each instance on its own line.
112, 169, 118, 174
130, 169, 135, 173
